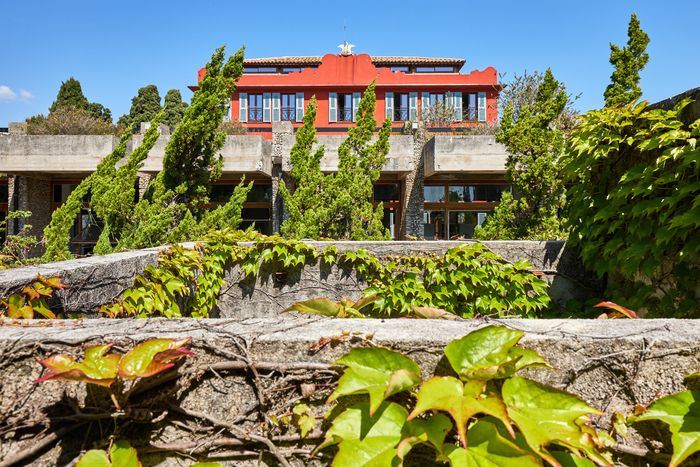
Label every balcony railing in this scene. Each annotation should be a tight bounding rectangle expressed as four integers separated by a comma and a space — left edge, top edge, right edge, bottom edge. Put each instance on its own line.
248, 107, 264, 122
281, 107, 296, 121
338, 108, 353, 122
393, 107, 410, 121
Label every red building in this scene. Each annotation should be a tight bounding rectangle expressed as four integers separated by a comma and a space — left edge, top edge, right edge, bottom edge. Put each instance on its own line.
197, 49, 501, 137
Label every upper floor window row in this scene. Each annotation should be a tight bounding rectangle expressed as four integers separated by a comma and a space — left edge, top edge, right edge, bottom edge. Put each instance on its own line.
377, 65, 459, 73
385, 92, 487, 123
243, 66, 317, 74
239, 93, 305, 123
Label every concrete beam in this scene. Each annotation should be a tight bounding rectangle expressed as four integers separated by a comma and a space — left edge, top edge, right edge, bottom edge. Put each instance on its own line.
424, 135, 507, 176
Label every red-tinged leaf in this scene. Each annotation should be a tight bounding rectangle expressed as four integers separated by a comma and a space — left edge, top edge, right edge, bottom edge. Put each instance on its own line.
38, 275, 67, 290
35, 344, 120, 387
118, 338, 193, 379
32, 281, 54, 297
594, 301, 639, 319
22, 286, 41, 301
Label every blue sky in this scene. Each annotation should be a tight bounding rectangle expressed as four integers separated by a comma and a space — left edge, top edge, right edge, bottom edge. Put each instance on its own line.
1, 0, 698, 126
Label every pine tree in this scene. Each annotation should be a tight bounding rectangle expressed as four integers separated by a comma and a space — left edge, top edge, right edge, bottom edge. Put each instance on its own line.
604, 13, 650, 107
162, 89, 188, 128
474, 68, 569, 240
322, 82, 391, 240
278, 96, 327, 239
118, 85, 162, 128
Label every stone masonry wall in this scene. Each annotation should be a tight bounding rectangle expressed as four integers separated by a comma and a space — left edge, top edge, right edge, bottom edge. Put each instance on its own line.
0, 317, 697, 465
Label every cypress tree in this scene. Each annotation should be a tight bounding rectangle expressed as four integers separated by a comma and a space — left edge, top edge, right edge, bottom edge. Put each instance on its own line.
162, 89, 188, 128
118, 85, 162, 128
49, 78, 89, 113
323, 82, 391, 240
474, 68, 569, 240
604, 13, 650, 107
278, 96, 326, 239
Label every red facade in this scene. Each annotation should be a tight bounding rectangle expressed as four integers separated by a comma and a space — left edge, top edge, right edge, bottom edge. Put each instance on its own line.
197, 53, 501, 138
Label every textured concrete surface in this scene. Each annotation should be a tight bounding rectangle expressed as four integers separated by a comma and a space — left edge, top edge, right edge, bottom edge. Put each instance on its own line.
424, 135, 508, 176
0, 317, 697, 465
0, 241, 600, 318
0, 135, 118, 173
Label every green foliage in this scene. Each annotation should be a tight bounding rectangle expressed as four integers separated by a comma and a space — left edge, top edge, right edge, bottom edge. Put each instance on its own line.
162, 89, 189, 128
604, 13, 650, 107
26, 108, 120, 135
0, 210, 40, 268
0, 275, 65, 318
118, 84, 162, 128
48, 77, 112, 121
325, 82, 391, 240
280, 84, 390, 240
279, 96, 327, 239
563, 99, 700, 316
318, 325, 612, 466
76, 440, 141, 467
475, 69, 569, 240
109, 236, 549, 320
41, 129, 134, 262
629, 390, 700, 466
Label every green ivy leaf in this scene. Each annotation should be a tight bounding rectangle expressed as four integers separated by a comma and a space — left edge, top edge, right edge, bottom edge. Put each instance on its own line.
438, 418, 541, 467
329, 347, 421, 415
409, 377, 512, 448
35, 344, 120, 387
284, 297, 343, 316
629, 390, 700, 467
315, 401, 406, 466
502, 376, 610, 466
118, 338, 193, 379
396, 413, 453, 460
551, 451, 597, 467
444, 325, 538, 380
76, 440, 141, 467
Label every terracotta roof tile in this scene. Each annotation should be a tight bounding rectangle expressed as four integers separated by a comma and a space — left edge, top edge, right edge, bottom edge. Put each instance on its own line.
243, 56, 465, 68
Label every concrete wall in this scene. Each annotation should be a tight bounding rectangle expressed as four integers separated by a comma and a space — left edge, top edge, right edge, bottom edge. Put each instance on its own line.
424, 135, 508, 176
279, 134, 416, 174
0, 317, 697, 465
0, 241, 600, 318
0, 135, 119, 174
134, 134, 274, 176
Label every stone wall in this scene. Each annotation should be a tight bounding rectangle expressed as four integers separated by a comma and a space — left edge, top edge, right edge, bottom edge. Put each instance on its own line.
0, 317, 697, 465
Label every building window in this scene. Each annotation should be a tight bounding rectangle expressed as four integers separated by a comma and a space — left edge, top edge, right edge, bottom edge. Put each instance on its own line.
248, 94, 264, 122
244, 67, 277, 73
423, 182, 508, 240
338, 93, 354, 122
281, 94, 296, 121
415, 66, 455, 73
373, 182, 401, 239
392, 94, 409, 121
461, 93, 478, 121
209, 181, 272, 235
390, 66, 409, 72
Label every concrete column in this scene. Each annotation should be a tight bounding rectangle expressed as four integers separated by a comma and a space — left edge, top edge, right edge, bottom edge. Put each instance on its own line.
271, 121, 294, 233
400, 124, 427, 239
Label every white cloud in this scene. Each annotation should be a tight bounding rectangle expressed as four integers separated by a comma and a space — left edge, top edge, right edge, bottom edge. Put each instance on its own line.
19, 89, 33, 101
0, 85, 17, 101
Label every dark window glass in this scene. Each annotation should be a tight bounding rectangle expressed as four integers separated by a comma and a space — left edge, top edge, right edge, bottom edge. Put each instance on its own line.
241, 208, 272, 235
0, 183, 7, 202
448, 185, 509, 202
462, 93, 477, 121
424, 186, 445, 202
447, 211, 489, 239
210, 184, 235, 203
373, 184, 400, 202
247, 184, 272, 202
248, 94, 264, 122
281, 94, 296, 121
338, 93, 353, 122
392, 93, 409, 121
423, 210, 445, 240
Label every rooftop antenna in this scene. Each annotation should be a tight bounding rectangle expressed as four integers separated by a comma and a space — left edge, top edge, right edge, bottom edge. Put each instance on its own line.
338, 22, 355, 56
